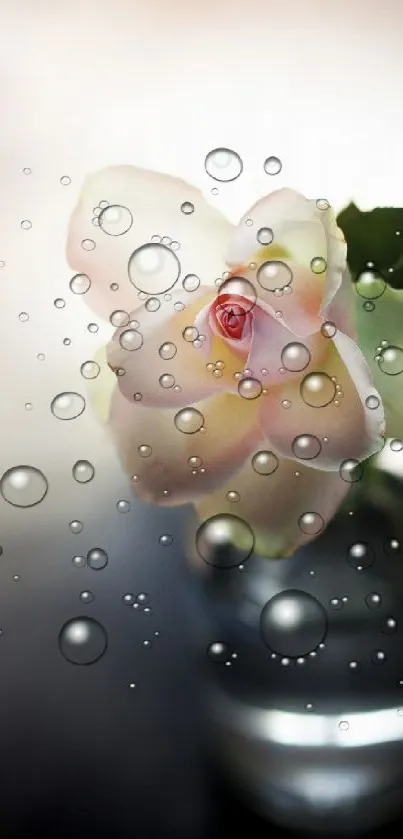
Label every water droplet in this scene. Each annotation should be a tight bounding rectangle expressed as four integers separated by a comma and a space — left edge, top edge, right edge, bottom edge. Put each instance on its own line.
204, 148, 243, 182
260, 590, 327, 657
217, 276, 257, 312
174, 407, 204, 434
252, 450, 279, 475
390, 439, 403, 452
122, 593, 135, 605
144, 297, 160, 314
238, 377, 262, 400
72, 460, 95, 483
347, 542, 374, 570
281, 342, 311, 372
329, 597, 343, 610
196, 513, 254, 568
292, 434, 322, 460
80, 360, 100, 379
23, 167, 32, 175
384, 537, 400, 555
378, 345, 403, 376
159, 341, 177, 360
69, 273, 91, 295
81, 239, 95, 251
227, 490, 240, 503
311, 257, 327, 274
340, 459, 363, 483
119, 329, 143, 351
59, 617, 107, 665
339, 720, 349, 731
138, 444, 152, 458
365, 592, 382, 609
257, 260, 292, 293
381, 616, 397, 634
207, 641, 229, 662
356, 270, 386, 300
87, 548, 108, 570
365, 394, 380, 410
300, 372, 336, 408
182, 326, 199, 342
110, 283, 119, 291
128, 243, 180, 295
159, 534, 173, 546
110, 310, 130, 327
129, 682, 137, 690
363, 301, 375, 312
371, 649, 387, 665
182, 273, 200, 292
117, 499, 130, 513
72, 555, 86, 568
21, 220, 32, 230
54, 297, 66, 309
298, 512, 324, 535
321, 321, 337, 338
159, 373, 175, 389
348, 660, 360, 671
51, 392, 86, 421
316, 198, 330, 211
263, 155, 282, 175
80, 590, 94, 603
69, 520, 83, 534
19, 312, 29, 322
181, 201, 194, 215
0, 465, 48, 507
63, 338, 71, 346
99, 204, 133, 236
257, 227, 274, 245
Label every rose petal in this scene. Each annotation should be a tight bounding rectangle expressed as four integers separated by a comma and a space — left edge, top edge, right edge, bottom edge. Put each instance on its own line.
107, 287, 244, 407
66, 166, 232, 321
322, 266, 357, 340
194, 448, 349, 558
260, 331, 385, 470
109, 389, 262, 506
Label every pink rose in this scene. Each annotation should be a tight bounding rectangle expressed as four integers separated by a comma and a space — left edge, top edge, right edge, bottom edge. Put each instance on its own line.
67, 167, 385, 557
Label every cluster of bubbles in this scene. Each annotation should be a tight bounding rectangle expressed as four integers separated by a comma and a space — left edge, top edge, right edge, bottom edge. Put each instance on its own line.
207, 642, 239, 667
375, 341, 403, 376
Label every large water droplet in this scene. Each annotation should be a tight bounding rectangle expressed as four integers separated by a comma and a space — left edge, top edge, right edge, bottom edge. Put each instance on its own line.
251, 450, 279, 475
257, 227, 274, 245
87, 548, 108, 570
69, 273, 91, 295
174, 408, 204, 434
292, 434, 322, 460
128, 243, 180, 295
300, 372, 336, 407
159, 341, 177, 360
356, 270, 386, 300
59, 617, 107, 665
119, 329, 143, 351
204, 148, 243, 182
80, 360, 100, 379
340, 459, 363, 483
263, 156, 282, 175
257, 260, 292, 292
182, 274, 200, 292
377, 345, 403, 376
238, 377, 262, 399
196, 513, 254, 567
51, 392, 86, 420
99, 204, 133, 236
217, 276, 257, 312
260, 590, 327, 656
0, 465, 48, 507
281, 342, 311, 372
72, 460, 95, 483
298, 512, 324, 535
110, 310, 130, 327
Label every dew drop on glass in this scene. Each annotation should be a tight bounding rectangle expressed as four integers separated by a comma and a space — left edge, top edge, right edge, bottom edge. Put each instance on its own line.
181, 201, 194, 215
182, 274, 200, 292
110, 310, 130, 327
310, 257, 327, 274
51, 392, 86, 421
377, 345, 403, 376
69, 273, 91, 295
128, 243, 180, 295
72, 460, 95, 483
80, 360, 100, 379
251, 450, 279, 475
69, 520, 83, 534
174, 407, 204, 434
263, 156, 282, 176
257, 260, 292, 292
365, 591, 382, 609
80, 591, 94, 604
260, 590, 327, 656
292, 434, 322, 460
204, 148, 243, 182
347, 541, 374, 570
159, 534, 173, 546
281, 342, 311, 372
356, 270, 386, 300
300, 372, 336, 408
99, 205, 133, 236
72, 555, 86, 569
238, 377, 262, 400
298, 512, 325, 535
196, 513, 254, 568
257, 227, 274, 246
0, 465, 48, 508
321, 321, 337, 338
207, 642, 229, 662
340, 458, 363, 483
59, 617, 107, 665
119, 329, 143, 351
159, 341, 177, 360
87, 548, 108, 571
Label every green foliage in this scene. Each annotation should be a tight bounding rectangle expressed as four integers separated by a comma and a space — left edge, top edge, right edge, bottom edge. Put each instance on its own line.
337, 203, 403, 289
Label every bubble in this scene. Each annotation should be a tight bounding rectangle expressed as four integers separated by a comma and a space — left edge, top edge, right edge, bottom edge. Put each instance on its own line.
138, 444, 152, 458
182, 326, 199, 342
377, 345, 403, 376
382, 616, 397, 634
69, 273, 91, 295
80, 591, 94, 603
37, 353, 45, 361
300, 372, 336, 408
54, 297, 66, 309
174, 407, 204, 434
371, 650, 387, 665
99, 204, 133, 236
80, 360, 100, 380
59, 617, 107, 665
116, 499, 130, 514
321, 321, 337, 338
72, 555, 86, 568
281, 342, 311, 372
316, 198, 330, 211
340, 459, 363, 483
159, 341, 177, 360
339, 720, 349, 731
110, 283, 119, 291
227, 490, 240, 503
188, 456, 203, 468
81, 239, 95, 251
257, 227, 274, 245
311, 257, 327, 274
347, 542, 374, 570
384, 537, 400, 555
196, 514, 254, 568
260, 590, 327, 657
329, 597, 343, 610
356, 270, 387, 300
87, 548, 108, 571
119, 329, 143, 352
122, 593, 135, 605
159, 373, 175, 389
263, 156, 282, 175
365, 592, 382, 610
182, 274, 200, 292
72, 460, 95, 483
251, 450, 279, 475
23, 167, 32, 175
348, 661, 360, 671
21, 220, 32, 230
19, 312, 29, 322
217, 276, 257, 313
364, 301, 375, 312
0, 465, 48, 508
292, 434, 322, 460
128, 243, 180, 295
298, 512, 325, 535
51, 392, 86, 421
390, 439, 403, 452
109, 310, 129, 328
63, 338, 71, 346
69, 520, 83, 534
60, 175, 71, 186
181, 201, 194, 215
204, 148, 243, 182
159, 534, 173, 546
257, 260, 292, 292
365, 394, 380, 410
207, 642, 229, 662
238, 377, 262, 400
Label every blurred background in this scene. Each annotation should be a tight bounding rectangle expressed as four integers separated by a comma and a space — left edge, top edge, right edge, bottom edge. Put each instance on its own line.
1, 1, 403, 836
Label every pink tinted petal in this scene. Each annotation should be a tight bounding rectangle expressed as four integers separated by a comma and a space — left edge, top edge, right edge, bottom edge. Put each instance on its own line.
106, 287, 243, 408
66, 166, 232, 321
260, 332, 385, 470
194, 448, 349, 559
238, 263, 324, 337
322, 266, 357, 341
109, 388, 262, 506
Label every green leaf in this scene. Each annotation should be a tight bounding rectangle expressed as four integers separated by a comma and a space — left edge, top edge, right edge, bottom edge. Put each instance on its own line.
337, 203, 403, 289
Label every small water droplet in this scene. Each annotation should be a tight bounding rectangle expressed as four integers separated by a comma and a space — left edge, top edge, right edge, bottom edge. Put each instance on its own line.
310, 257, 327, 274
298, 512, 324, 535
69, 273, 91, 295
292, 434, 322, 460
316, 198, 330, 211
260, 590, 328, 656
159, 341, 177, 360
72, 460, 95, 483
182, 273, 200, 293
330, 597, 343, 610
69, 520, 83, 534
80, 360, 100, 379
72, 555, 86, 569
321, 321, 337, 338
390, 439, 403, 452
196, 514, 254, 568
384, 537, 400, 555
60, 175, 71, 186
181, 201, 194, 215
174, 407, 204, 434
381, 616, 397, 634
257, 260, 292, 293
251, 451, 279, 475
365, 592, 382, 609
347, 542, 374, 570
87, 548, 108, 570
371, 649, 387, 665
238, 377, 262, 400
300, 372, 337, 408
257, 227, 274, 245
21, 220, 32, 230
119, 329, 143, 352
81, 239, 95, 251
339, 720, 349, 731
19, 312, 29, 322
59, 617, 107, 665
340, 459, 363, 483
263, 155, 282, 175
51, 392, 86, 421
80, 590, 94, 603
87, 323, 99, 333
227, 490, 240, 503
205, 148, 243, 182
99, 205, 133, 236
281, 342, 311, 372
